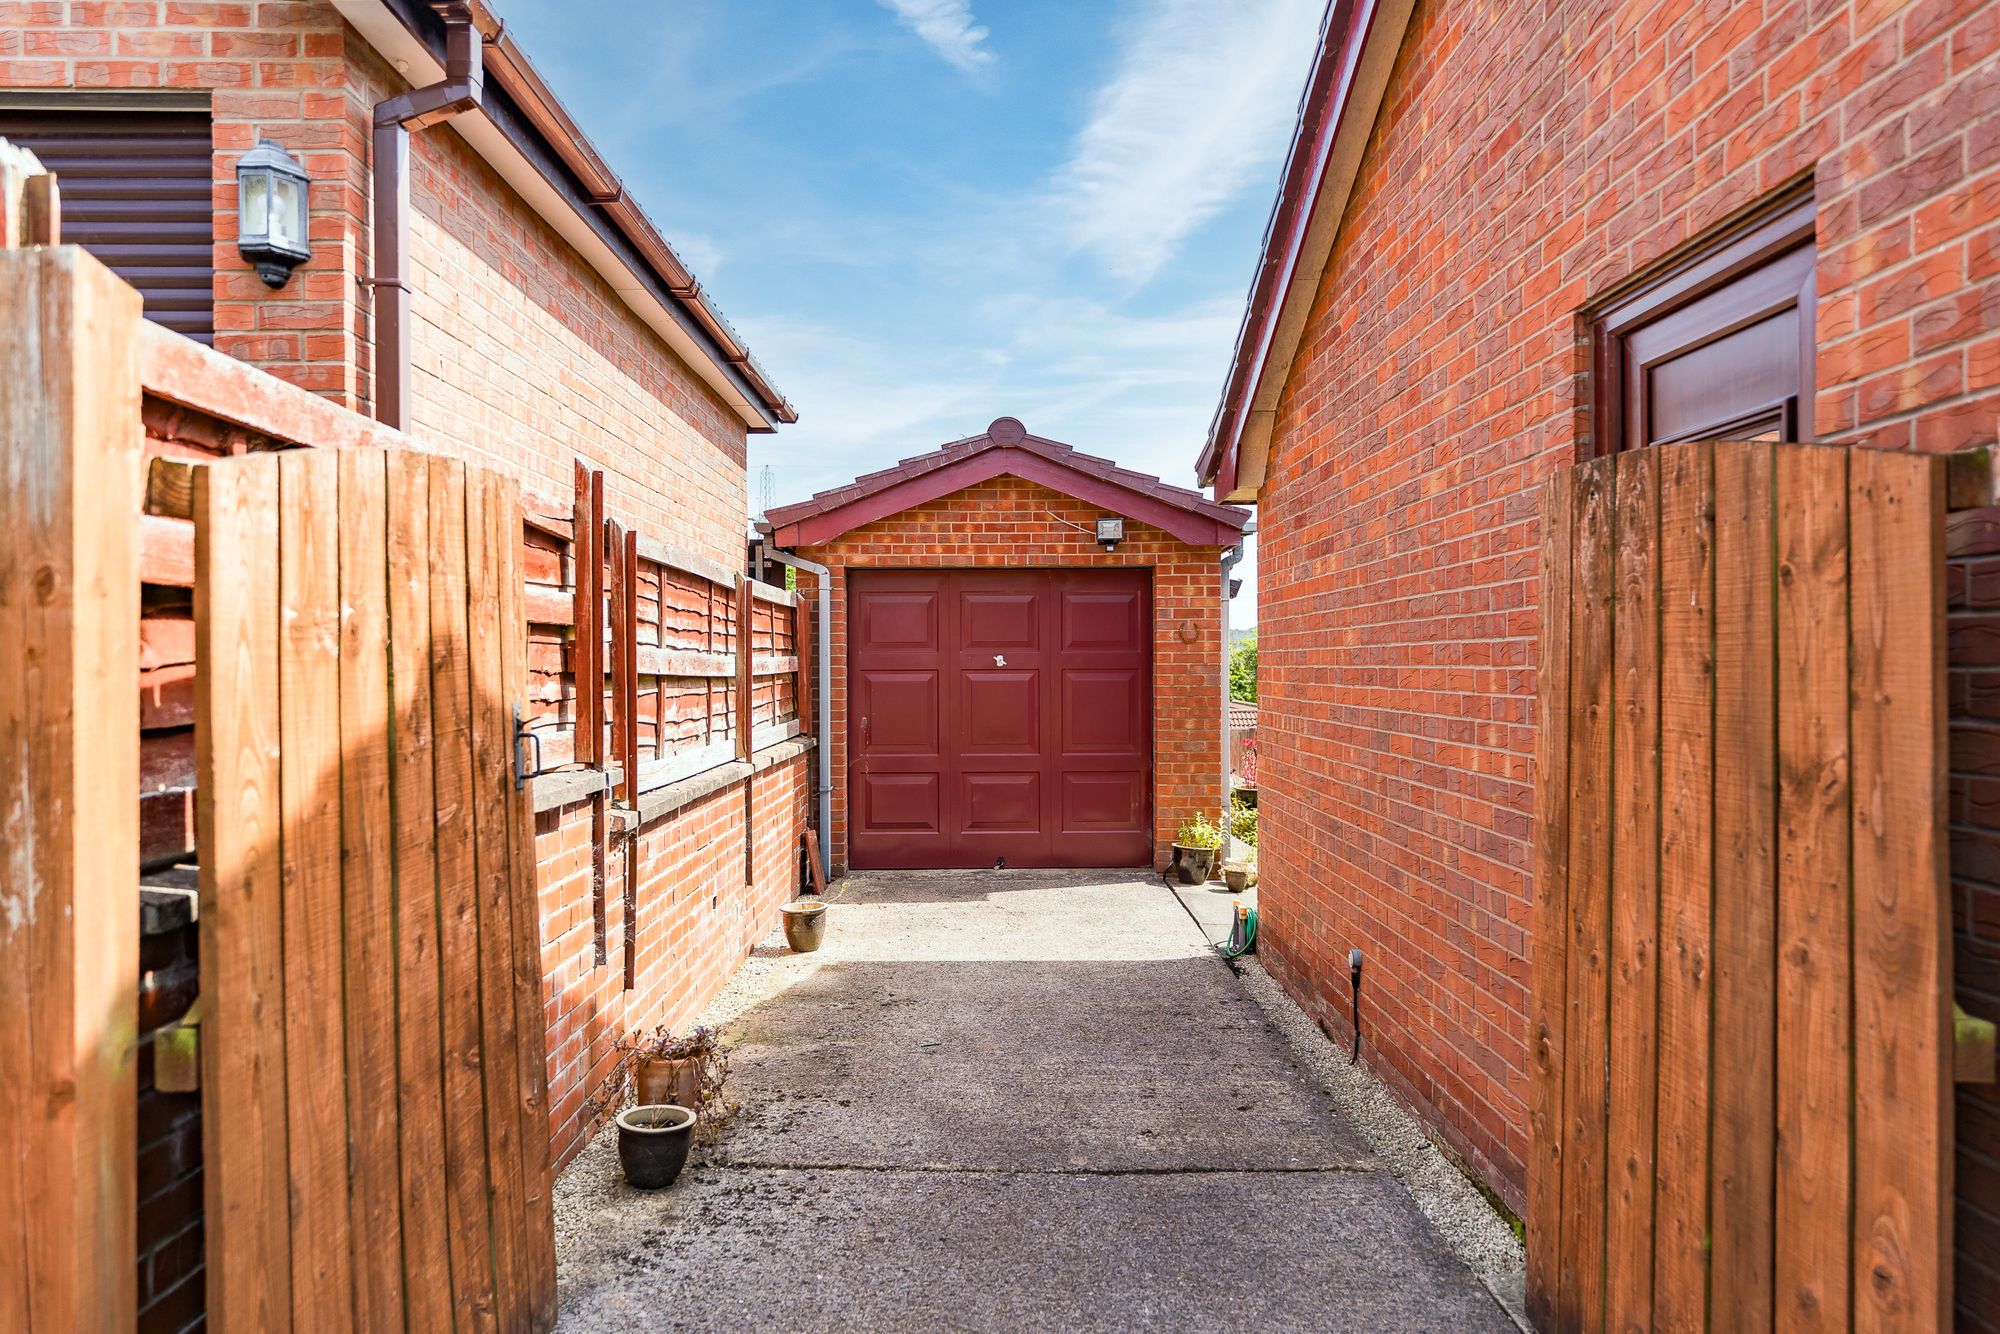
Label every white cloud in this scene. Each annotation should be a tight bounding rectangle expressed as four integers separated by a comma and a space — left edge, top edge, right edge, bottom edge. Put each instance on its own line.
1051, 0, 1325, 285
878, 0, 994, 72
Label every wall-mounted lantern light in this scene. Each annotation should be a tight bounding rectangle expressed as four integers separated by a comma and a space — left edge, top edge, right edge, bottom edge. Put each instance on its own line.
236, 139, 311, 288
1095, 517, 1125, 553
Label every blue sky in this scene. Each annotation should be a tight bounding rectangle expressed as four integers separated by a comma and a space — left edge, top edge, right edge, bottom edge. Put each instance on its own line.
500, 0, 1329, 622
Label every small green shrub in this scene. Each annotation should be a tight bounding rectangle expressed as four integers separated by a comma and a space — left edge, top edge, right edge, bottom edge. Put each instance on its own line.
1227, 797, 1258, 846
1176, 814, 1224, 850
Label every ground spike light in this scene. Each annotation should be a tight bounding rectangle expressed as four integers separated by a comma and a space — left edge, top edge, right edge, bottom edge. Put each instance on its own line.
236, 138, 312, 288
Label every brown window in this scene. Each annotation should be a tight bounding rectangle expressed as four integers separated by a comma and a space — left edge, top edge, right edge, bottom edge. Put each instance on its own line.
0, 95, 215, 343
1590, 188, 1815, 454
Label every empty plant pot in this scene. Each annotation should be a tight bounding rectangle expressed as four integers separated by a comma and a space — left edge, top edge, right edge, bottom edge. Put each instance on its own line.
616, 1104, 697, 1190
781, 899, 828, 953
1172, 844, 1217, 885
1223, 863, 1251, 893
635, 1055, 701, 1109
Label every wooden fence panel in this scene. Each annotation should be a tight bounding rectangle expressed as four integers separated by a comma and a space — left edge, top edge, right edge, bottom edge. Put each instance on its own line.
0, 243, 143, 1333
1652, 440, 1715, 1332
1850, 446, 1951, 1333
198, 447, 555, 1333
1529, 440, 1951, 1332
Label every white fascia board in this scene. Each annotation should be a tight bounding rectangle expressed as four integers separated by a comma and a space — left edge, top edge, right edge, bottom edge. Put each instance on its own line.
331, 0, 772, 432
1235, 0, 1417, 497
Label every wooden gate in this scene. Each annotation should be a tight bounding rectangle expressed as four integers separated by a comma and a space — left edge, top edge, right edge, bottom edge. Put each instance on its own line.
195, 447, 556, 1333
1529, 441, 1951, 1332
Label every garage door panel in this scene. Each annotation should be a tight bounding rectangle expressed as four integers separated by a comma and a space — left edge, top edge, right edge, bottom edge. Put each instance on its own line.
860, 774, 942, 832
1061, 589, 1144, 652
962, 670, 1039, 752
1062, 669, 1144, 755
856, 670, 939, 755
857, 588, 940, 650
961, 591, 1039, 650
961, 773, 1041, 832
1062, 772, 1144, 833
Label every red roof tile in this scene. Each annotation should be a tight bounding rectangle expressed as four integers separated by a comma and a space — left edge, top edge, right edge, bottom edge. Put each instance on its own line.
764, 417, 1251, 548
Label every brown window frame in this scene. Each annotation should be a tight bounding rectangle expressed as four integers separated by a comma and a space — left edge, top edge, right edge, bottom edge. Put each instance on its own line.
1588, 185, 1816, 456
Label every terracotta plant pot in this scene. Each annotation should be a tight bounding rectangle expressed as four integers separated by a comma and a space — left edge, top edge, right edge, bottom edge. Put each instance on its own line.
616, 1104, 696, 1190
1172, 843, 1217, 885
635, 1055, 701, 1109
781, 899, 827, 953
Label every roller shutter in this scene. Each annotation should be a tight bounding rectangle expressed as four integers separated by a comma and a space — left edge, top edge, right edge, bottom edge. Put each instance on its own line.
0, 107, 214, 342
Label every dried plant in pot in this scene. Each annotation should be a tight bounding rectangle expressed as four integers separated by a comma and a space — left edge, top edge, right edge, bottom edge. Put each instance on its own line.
589, 1024, 736, 1188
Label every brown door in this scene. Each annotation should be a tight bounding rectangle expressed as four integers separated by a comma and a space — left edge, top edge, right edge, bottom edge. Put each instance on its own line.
848, 568, 1152, 868
1592, 190, 1815, 453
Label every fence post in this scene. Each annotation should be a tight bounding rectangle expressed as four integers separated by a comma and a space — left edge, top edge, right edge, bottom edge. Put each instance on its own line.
0, 243, 144, 1330
736, 576, 755, 760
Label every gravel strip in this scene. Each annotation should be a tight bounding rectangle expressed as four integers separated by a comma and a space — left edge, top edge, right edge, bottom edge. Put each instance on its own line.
1230, 955, 1529, 1329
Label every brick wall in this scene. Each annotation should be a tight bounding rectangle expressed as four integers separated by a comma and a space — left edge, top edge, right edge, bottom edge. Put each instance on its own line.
797, 474, 1229, 872
135, 918, 202, 1334
535, 756, 809, 1169
4, 0, 754, 560
1252, 0, 1999, 1261
1948, 509, 2000, 1326
0, 0, 368, 397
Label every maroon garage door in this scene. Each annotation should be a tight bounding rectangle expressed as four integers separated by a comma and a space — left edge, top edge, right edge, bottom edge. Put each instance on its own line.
848, 569, 1153, 869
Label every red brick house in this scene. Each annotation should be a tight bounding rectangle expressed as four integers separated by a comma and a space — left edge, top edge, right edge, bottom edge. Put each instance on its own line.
1197, 0, 1998, 1321
2, 2, 809, 1326
765, 418, 1250, 873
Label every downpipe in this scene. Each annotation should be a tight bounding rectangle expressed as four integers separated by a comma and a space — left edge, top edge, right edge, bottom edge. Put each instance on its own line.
1220, 534, 1248, 813
765, 549, 833, 884
369, 7, 485, 430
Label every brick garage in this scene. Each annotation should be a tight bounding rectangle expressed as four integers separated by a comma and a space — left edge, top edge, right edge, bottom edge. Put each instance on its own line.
766, 419, 1248, 873
1196, 0, 2000, 1315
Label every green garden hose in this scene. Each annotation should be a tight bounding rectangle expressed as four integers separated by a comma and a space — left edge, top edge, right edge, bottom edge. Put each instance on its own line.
1221, 902, 1257, 958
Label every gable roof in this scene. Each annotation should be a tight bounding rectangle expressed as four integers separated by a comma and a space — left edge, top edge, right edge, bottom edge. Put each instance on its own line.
336, 0, 796, 430
764, 417, 1251, 548
1196, 0, 1417, 500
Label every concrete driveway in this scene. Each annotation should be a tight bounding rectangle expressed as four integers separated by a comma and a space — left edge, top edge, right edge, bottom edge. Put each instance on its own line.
553, 869, 1514, 1332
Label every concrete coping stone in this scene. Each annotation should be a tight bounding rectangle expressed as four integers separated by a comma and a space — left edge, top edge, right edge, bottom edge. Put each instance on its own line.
533, 736, 815, 820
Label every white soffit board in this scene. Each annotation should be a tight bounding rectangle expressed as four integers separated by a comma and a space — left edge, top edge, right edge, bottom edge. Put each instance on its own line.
331, 0, 770, 430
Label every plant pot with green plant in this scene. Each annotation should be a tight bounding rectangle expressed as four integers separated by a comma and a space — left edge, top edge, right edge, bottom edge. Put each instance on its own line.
1172, 814, 1224, 885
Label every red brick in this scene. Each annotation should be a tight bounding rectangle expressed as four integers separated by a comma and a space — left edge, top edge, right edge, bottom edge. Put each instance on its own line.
1243, 0, 2000, 1230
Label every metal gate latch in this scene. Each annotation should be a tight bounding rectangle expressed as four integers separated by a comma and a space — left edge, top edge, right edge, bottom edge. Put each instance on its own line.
513, 705, 542, 790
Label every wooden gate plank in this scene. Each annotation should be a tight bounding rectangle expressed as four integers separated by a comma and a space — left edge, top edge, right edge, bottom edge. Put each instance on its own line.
336, 448, 405, 1333
500, 476, 560, 1328
275, 448, 356, 1334
385, 451, 457, 1334
0, 246, 142, 1334
468, 468, 531, 1331
1773, 443, 1852, 1331
1653, 440, 1716, 1332
1527, 468, 1575, 1333
1710, 441, 1777, 1329
1849, 447, 1950, 1333
1607, 447, 1661, 1333
195, 453, 291, 1332
1558, 457, 1614, 1333
429, 455, 501, 1331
